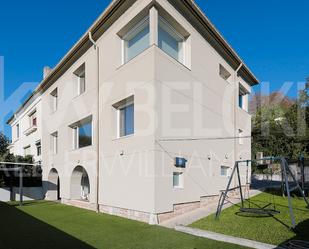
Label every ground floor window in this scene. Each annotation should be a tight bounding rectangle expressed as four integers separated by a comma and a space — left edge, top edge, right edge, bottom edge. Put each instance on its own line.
173, 172, 183, 188
220, 166, 230, 177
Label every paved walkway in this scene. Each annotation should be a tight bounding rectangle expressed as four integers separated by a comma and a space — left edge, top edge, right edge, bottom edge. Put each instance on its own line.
175, 226, 281, 249
160, 189, 262, 228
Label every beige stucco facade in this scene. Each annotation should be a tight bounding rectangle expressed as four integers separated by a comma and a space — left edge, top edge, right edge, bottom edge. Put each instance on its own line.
8, 0, 257, 224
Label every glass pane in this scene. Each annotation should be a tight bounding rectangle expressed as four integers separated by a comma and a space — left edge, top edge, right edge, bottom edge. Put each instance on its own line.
79, 122, 92, 148
158, 25, 180, 61
173, 173, 180, 187
124, 104, 134, 136
239, 95, 243, 109
221, 167, 228, 176
126, 26, 150, 62
79, 76, 85, 94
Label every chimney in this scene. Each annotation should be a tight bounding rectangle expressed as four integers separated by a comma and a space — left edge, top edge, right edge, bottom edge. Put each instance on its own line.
43, 66, 52, 79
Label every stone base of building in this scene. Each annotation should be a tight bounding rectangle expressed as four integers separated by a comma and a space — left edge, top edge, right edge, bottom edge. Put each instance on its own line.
99, 204, 155, 224
58, 191, 242, 225
158, 195, 220, 223
61, 198, 97, 211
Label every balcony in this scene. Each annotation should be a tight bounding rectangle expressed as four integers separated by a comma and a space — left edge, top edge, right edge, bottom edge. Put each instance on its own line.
24, 125, 37, 136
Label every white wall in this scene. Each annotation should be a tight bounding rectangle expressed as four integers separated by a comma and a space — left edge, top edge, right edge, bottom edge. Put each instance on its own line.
9, 96, 42, 163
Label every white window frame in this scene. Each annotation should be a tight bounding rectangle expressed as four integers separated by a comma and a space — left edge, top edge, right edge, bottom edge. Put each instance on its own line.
24, 145, 31, 156
28, 110, 37, 127
36, 141, 41, 156
158, 16, 186, 65
51, 132, 58, 154
173, 172, 184, 189
219, 64, 232, 83
50, 88, 58, 113
239, 129, 244, 145
122, 16, 150, 65
239, 84, 249, 111
115, 98, 134, 138
16, 124, 20, 139
74, 64, 86, 97
220, 166, 230, 177
70, 117, 93, 150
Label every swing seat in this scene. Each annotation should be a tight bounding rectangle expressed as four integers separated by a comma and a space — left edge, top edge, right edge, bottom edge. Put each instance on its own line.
239, 207, 280, 215
256, 163, 268, 171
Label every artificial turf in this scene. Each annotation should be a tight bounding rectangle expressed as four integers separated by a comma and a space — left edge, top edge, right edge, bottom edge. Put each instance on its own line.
0, 201, 247, 249
190, 192, 309, 246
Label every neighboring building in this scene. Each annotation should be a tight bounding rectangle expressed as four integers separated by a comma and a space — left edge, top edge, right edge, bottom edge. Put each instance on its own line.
7, 93, 42, 163
8, 0, 259, 224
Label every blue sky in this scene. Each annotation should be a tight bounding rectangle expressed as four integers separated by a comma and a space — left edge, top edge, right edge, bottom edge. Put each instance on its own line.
1, 0, 309, 137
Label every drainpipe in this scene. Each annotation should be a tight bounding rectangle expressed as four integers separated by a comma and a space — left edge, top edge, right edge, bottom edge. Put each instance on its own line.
234, 63, 243, 186
89, 31, 100, 213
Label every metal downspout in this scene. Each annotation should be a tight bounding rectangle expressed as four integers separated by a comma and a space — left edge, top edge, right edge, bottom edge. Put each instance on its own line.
89, 32, 100, 213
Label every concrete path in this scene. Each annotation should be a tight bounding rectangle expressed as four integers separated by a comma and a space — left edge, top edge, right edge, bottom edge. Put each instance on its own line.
175, 226, 282, 249
160, 189, 262, 228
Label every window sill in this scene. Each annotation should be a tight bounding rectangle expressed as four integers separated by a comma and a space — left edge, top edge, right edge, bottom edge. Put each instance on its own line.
237, 107, 250, 115
173, 187, 184, 190
113, 134, 134, 141
69, 145, 93, 152
72, 92, 86, 101
117, 46, 153, 71
155, 45, 191, 72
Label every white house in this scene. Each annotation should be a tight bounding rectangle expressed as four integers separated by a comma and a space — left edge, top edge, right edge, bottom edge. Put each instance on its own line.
8, 0, 258, 224
7, 92, 42, 163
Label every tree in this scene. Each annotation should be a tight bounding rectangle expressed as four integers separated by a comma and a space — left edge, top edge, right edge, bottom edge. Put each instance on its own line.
0, 132, 10, 156
252, 90, 308, 159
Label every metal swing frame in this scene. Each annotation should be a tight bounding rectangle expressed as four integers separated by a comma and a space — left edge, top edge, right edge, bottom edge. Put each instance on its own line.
215, 157, 309, 229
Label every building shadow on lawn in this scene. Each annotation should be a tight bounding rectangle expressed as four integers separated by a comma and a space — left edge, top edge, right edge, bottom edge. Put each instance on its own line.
0, 202, 95, 249
279, 219, 309, 248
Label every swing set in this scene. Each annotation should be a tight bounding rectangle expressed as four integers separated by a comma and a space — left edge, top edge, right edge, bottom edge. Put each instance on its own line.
215, 157, 309, 229
0, 161, 41, 206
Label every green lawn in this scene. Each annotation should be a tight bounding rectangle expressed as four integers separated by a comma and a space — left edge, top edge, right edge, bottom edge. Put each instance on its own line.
0, 201, 247, 249
191, 193, 309, 246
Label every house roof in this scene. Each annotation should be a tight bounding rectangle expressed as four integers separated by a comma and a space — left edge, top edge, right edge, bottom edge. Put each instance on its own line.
7, 0, 259, 125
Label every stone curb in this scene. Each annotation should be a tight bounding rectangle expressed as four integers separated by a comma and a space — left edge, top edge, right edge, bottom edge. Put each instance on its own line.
175, 226, 283, 249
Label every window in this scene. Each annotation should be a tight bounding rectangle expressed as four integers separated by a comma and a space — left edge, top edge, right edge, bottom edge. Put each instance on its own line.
16, 124, 20, 139
113, 96, 134, 138
29, 110, 37, 127
122, 17, 150, 63
51, 132, 58, 154
219, 64, 232, 83
220, 166, 229, 177
74, 64, 86, 96
173, 172, 183, 188
239, 129, 244, 145
24, 146, 31, 156
50, 88, 58, 112
71, 117, 92, 149
239, 84, 248, 111
158, 17, 185, 64
36, 140, 41, 156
